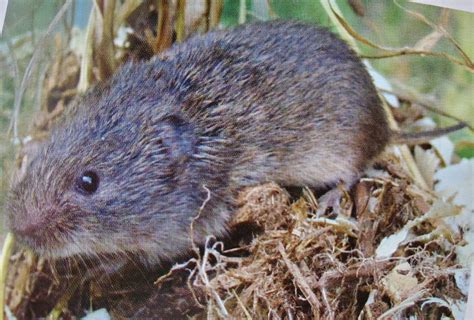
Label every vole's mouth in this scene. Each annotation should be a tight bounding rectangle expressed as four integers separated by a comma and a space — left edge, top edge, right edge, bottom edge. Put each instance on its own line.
15, 236, 101, 261
12, 222, 168, 265
14, 231, 130, 260
13, 232, 69, 258
10, 221, 84, 259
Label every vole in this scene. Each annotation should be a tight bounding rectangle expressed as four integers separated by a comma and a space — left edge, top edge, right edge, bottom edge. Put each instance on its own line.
7, 20, 465, 265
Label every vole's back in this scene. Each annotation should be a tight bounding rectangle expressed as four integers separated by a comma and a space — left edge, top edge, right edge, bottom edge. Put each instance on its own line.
146, 20, 390, 188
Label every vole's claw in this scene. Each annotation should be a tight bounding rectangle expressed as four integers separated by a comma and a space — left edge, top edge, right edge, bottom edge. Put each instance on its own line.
315, 188, 343, 218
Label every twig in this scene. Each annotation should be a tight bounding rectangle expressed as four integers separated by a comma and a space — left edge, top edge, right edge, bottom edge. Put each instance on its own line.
175, 0, 186, 42
197, 237, 229, 317
114, 0, 142, 33
189, 189, 229, 317
209, 0, 223, 29
33, 63, 49, 112
190, 185, 212, 256
378, 289, 428, 319
239, 0, 246, 24
0, 233, 15, 320
78, 2, 96, 93
319, 0, 357, 50
325, 0, 473, 71
320, 287, 334, 320
5, 39, 21, 120
317, 260, 393, 288
379, 84, 473, 131
156, 0, 173, 52
96, 0, 116, 80
393, 0, 473, 67
47, 280, 80, 320
233, 289, 252, 319
277, 242, 321, 319
265, 0, 277, 18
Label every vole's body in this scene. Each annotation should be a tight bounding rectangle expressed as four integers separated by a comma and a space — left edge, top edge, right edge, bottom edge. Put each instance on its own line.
8, 20, 400, 263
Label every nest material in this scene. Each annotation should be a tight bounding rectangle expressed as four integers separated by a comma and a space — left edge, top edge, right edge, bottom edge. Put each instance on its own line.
202, 166, 465, 318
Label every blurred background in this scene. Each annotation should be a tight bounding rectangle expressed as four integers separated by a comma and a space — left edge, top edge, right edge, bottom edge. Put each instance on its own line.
0, 0, 473, 238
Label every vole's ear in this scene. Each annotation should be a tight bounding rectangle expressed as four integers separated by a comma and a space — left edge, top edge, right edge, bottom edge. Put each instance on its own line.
159, 114, 197, 163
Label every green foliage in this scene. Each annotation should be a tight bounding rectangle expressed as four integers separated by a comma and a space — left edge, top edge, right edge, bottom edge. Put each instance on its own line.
220, 0, 473, 157
457, 145, 474, 158
3, 0, 63, 38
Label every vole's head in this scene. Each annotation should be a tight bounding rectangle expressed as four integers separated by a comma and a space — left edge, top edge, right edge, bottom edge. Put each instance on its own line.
7, 62, 214, 264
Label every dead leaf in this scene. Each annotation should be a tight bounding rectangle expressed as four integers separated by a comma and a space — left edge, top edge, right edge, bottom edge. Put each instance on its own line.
414, 145, 440, 189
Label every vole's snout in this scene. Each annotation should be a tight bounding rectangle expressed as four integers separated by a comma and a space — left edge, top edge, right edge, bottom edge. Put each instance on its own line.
9, 207, 58, 250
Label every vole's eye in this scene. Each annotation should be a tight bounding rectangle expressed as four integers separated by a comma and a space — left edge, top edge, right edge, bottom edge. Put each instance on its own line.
77, 171, 99, 194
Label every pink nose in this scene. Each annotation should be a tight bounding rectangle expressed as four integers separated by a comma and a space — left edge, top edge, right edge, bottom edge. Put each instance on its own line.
10, 212, 49, 244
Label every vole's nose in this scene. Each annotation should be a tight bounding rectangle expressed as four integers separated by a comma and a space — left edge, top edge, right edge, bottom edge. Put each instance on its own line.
10, 212, 48, 245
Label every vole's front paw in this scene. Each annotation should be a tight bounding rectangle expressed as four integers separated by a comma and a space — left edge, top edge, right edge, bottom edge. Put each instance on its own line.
315, 188, 343, 217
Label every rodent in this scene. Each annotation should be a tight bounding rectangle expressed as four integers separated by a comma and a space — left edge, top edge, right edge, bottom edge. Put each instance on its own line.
7, 20, 465, 265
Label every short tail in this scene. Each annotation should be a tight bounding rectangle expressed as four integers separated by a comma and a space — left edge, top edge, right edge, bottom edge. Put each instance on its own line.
391, 122, 467, 145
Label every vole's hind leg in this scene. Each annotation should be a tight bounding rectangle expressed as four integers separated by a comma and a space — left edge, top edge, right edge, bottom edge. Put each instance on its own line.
315, 175, 359, 217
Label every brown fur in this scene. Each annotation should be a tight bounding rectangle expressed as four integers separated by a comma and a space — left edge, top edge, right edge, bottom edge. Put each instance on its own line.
8, 20, 392, 265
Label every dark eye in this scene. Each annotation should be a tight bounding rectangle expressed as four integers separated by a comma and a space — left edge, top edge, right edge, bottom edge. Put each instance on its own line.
77, 171, 100, 194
